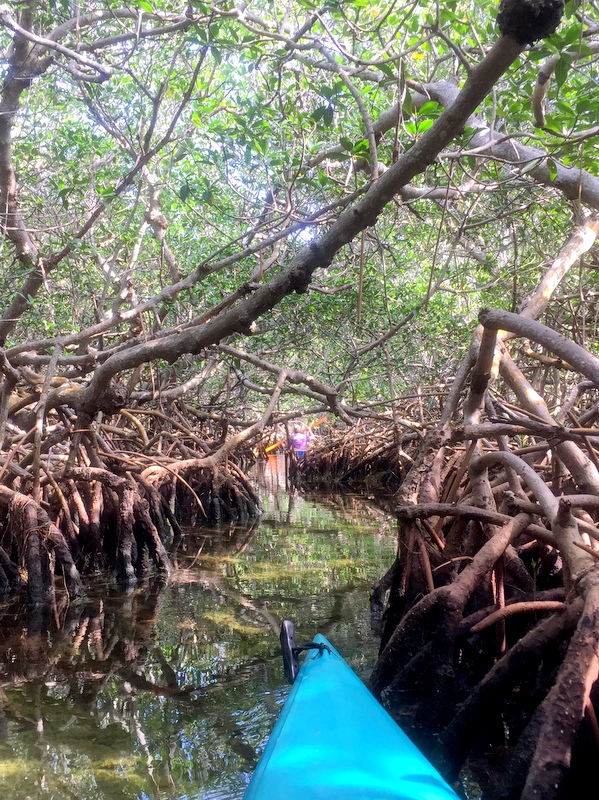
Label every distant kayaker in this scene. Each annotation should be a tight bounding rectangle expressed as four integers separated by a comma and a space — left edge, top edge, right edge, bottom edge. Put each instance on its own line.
290, 424, 311, 459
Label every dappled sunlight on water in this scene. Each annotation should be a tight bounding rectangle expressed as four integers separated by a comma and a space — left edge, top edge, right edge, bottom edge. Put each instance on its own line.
0, 460, 396, 799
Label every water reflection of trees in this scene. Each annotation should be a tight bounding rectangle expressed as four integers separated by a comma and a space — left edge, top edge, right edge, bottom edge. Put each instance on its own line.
0, 520, 278, 800
0, 493, 397, 799
0, 586, 282, 799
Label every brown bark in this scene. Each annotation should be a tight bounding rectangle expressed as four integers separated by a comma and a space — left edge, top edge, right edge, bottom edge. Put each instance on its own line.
481, 309, 599, 385
469, 600, 567, 632
439, 598, 583, 776
521, 583, 599, 799
116, 479, 136, 587
0, 485, 85, 605
371, 303, 599, 795
131, 486, 173, 579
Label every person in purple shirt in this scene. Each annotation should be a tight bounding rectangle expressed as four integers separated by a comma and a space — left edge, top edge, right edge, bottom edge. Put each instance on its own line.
290, 424, 311, 458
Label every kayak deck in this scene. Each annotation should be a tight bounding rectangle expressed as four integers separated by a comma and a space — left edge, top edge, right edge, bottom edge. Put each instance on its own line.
244, 633, 459, 799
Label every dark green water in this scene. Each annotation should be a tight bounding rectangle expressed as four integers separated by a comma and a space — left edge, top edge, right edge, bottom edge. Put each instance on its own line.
0, 464, 397, 800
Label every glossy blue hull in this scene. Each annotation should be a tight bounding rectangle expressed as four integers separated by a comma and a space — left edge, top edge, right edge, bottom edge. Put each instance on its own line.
244, 634, 459, 799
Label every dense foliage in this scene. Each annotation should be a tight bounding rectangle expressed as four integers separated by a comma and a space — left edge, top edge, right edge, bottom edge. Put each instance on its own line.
4, 3, 599, 799
1, 0, 596, 418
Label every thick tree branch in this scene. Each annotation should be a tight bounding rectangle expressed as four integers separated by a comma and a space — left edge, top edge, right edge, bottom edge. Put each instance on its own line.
77, 33, 527, 413
481, 308, 599, 384
0, 6, 112, 79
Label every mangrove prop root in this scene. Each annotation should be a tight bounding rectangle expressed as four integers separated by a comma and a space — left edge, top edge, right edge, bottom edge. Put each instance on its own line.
366, 309, 599, 795
521, 583, 599, 799
438, 598, 583, 777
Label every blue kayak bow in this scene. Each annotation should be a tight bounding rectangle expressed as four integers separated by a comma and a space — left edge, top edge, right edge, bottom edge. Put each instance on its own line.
243, 621, 460, 800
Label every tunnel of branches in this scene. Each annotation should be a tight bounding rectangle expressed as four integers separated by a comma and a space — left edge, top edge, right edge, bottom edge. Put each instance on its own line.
2, 0, 599, 797
2, 301, 599, 799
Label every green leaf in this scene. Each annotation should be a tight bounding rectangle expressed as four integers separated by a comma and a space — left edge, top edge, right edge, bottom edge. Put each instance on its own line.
339, 137, 353, 151
378, 62, 396, 81
134, 0, 153, 11
417, 118, 434, 134
562, 23, 583, 45
322, 105, 334, 127
555, 57, 570, 89
419, 101, 440, 115
527, 47, 553, 62
564, 0, 577, 16
576, 97, 591, 115
179, 182, 190, 201
439, 7, 456, 24
547, 158, 558, 182
98, 186, 116, 201
520, 157, 543, 175
555, 99, 576, 122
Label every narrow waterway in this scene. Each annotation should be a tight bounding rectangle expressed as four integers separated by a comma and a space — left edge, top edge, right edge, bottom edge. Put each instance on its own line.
0, 457, 397, 799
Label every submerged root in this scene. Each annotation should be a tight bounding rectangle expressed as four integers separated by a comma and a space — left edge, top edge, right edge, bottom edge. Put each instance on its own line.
0, 413, 260, 605
298, 420, 416, 490
142, 457, 262, 526
0, 486, 86, 606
